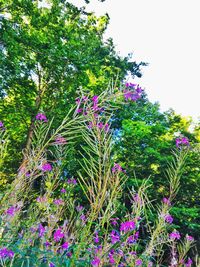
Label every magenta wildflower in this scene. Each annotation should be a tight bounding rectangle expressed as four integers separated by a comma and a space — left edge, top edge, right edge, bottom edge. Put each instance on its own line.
62, 242, 69, 250
135, 259, 143, 266
54, 199, 64, 205
185, 258, 193, 267
169, 230, 181, 240
110, 217, 119, 226
124, 90, 133, 100
88, 121, 93, 129
109, 254, 115, 264
110, 230, 120, 244
186, 235, 194, 242
35, 113, 48, 122
36, 196, 47, 203
77, 108, 83, 113
92, 95, 98, 103
76, 205, 83, 212
0, 121, 5, 131
49, 262, 55, 267
60, 188, 66, 193
112, 163, 123, 173
120, 220, 136, 233
162, 197, 171, 206
38, 224, 45, 237
41, 163, 52, 172
127, 231, 139, 244
164, 214, 173, 224
176, 137, 189, 148
53, 229, 64, 242
44, 241, 51, 248
5, 206, 16, 217
0, 248, 14, 259
80, 214, 86, 222
91, 257, 100, 266
67, 178, 77, 185
125, 82, 136, 88
94, 233, 99, 243
75, 98, 81, 104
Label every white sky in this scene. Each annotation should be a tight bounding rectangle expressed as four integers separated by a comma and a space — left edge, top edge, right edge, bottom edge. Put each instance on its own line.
69, 0, 200, 121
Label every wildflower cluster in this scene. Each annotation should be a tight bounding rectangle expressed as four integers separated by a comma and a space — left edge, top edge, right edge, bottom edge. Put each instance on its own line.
0, 85, 196, 267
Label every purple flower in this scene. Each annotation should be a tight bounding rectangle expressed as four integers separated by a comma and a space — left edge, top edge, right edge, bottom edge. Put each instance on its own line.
36, 113, 48, 122
60, 188, 66, 193
148, 262, 153, 267
77, 108, 83, 113
125, 82, 136, 88
94, 233, 99, 243
76, 98, 81, 104
41, 163, 52, 172
124, 90, 133, 100
109, 254, 115, 264
135, 259, 143, 266
80, 214, 86, 222
112, 163, 123, 173
97, 122, 104, 129
54, 199, 64, 205
44, 241, 51, 248
55, 136, 67, 145
127, 231, 139, 244
110, 217, 119, 226
49, 262, 55, 267
176, 137, 189, 148
76, 205, 83, 212
38, 224, 45, 237
136, 85, 143, 94
164, 214, 173, 224
0, 248, 14, 259
120, 220, 136, 233
0, 121, 3, 128
185, 258, 193, 267
37, 196, 47, 203
186, 235, 194, 242
91, 257, 100, 266
92, 95, 98, 103
110, 230, 120, 244
62, 242, 69, 250
53, 229, 64, 242
67, 178, 77, 185
169, 230, 181, 240
5, 206, 16, 217
162, 197, 171, 206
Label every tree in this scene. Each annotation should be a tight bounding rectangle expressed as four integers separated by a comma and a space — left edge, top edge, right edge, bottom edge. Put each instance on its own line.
0, 0, 145, 174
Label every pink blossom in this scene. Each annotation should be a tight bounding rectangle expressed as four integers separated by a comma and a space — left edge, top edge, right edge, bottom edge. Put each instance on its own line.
110, 230, 120, 244
186, 235, 194, 242
164, 214, 173, 224
41, 163, 52, 172
112, 163, 123, 173
35, 113, 48, 122
62, 242, 69, 250
169, 230, 181, 240
60, 188, 66, 193
54, 199, 64, 205
120, 220, 135, 233
135, 259, 143, 266
53, 229, 64, 242
91, 257, 100, 266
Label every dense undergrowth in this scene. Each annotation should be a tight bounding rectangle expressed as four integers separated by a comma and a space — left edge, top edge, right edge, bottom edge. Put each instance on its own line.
0, 84, 199, 266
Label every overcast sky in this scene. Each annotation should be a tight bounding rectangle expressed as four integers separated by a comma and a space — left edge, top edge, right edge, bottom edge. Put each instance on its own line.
69, 0, 200, 121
